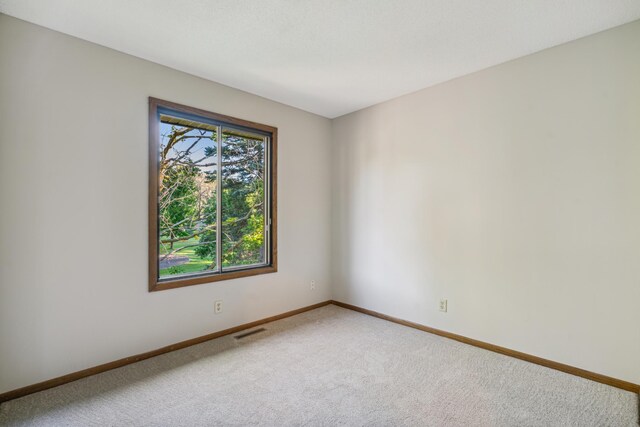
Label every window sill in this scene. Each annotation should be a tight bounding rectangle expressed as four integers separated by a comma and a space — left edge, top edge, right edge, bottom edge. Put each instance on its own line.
149, 265, 277, 292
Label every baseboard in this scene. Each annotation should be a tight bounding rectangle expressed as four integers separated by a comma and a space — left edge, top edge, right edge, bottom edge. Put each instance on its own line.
330, 300, 640, 393
2, 298, 636, 404
0, 300, 332, 403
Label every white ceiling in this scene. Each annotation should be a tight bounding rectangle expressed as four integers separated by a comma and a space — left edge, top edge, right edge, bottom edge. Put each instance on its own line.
1, 1, 640, 118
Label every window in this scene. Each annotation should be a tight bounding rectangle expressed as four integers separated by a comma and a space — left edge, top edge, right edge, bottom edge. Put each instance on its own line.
148, 98, 277, 291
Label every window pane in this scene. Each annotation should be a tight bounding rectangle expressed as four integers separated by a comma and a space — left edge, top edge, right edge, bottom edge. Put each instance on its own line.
221, 127, 266, 269
158, 115, 218, 279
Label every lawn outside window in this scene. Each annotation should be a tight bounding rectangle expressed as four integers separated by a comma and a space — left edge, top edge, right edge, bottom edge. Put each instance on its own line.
148, 98, 277, 291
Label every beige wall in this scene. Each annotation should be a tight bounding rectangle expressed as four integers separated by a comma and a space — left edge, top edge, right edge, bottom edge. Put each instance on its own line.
332, 20, 640, 383
2, 13, 639, 393
0, 15, 332, 393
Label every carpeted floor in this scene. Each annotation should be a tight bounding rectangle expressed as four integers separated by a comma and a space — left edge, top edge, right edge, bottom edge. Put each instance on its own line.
0, 305, 637, 426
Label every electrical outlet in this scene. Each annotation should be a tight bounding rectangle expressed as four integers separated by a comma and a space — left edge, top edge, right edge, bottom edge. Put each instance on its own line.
310, 280, 316, 290
214, 300, 223, 314
439, 299, 448, 312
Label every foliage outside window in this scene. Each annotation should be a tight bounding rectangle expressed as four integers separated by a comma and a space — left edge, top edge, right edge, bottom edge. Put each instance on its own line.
149, 98, 277, 291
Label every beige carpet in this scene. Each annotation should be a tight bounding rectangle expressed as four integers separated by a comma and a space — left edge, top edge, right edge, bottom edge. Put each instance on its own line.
0, 305, 637, 426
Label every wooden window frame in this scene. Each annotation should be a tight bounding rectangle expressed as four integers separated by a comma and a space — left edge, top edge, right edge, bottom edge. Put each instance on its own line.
148, 97, 277, 292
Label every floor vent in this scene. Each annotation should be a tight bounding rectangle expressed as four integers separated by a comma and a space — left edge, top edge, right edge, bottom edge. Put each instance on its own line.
234, 328, 266, 340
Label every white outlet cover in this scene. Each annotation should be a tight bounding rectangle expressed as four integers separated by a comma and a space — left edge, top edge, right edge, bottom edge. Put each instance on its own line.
214, 300, 223, 314
439, 299, 448, 312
